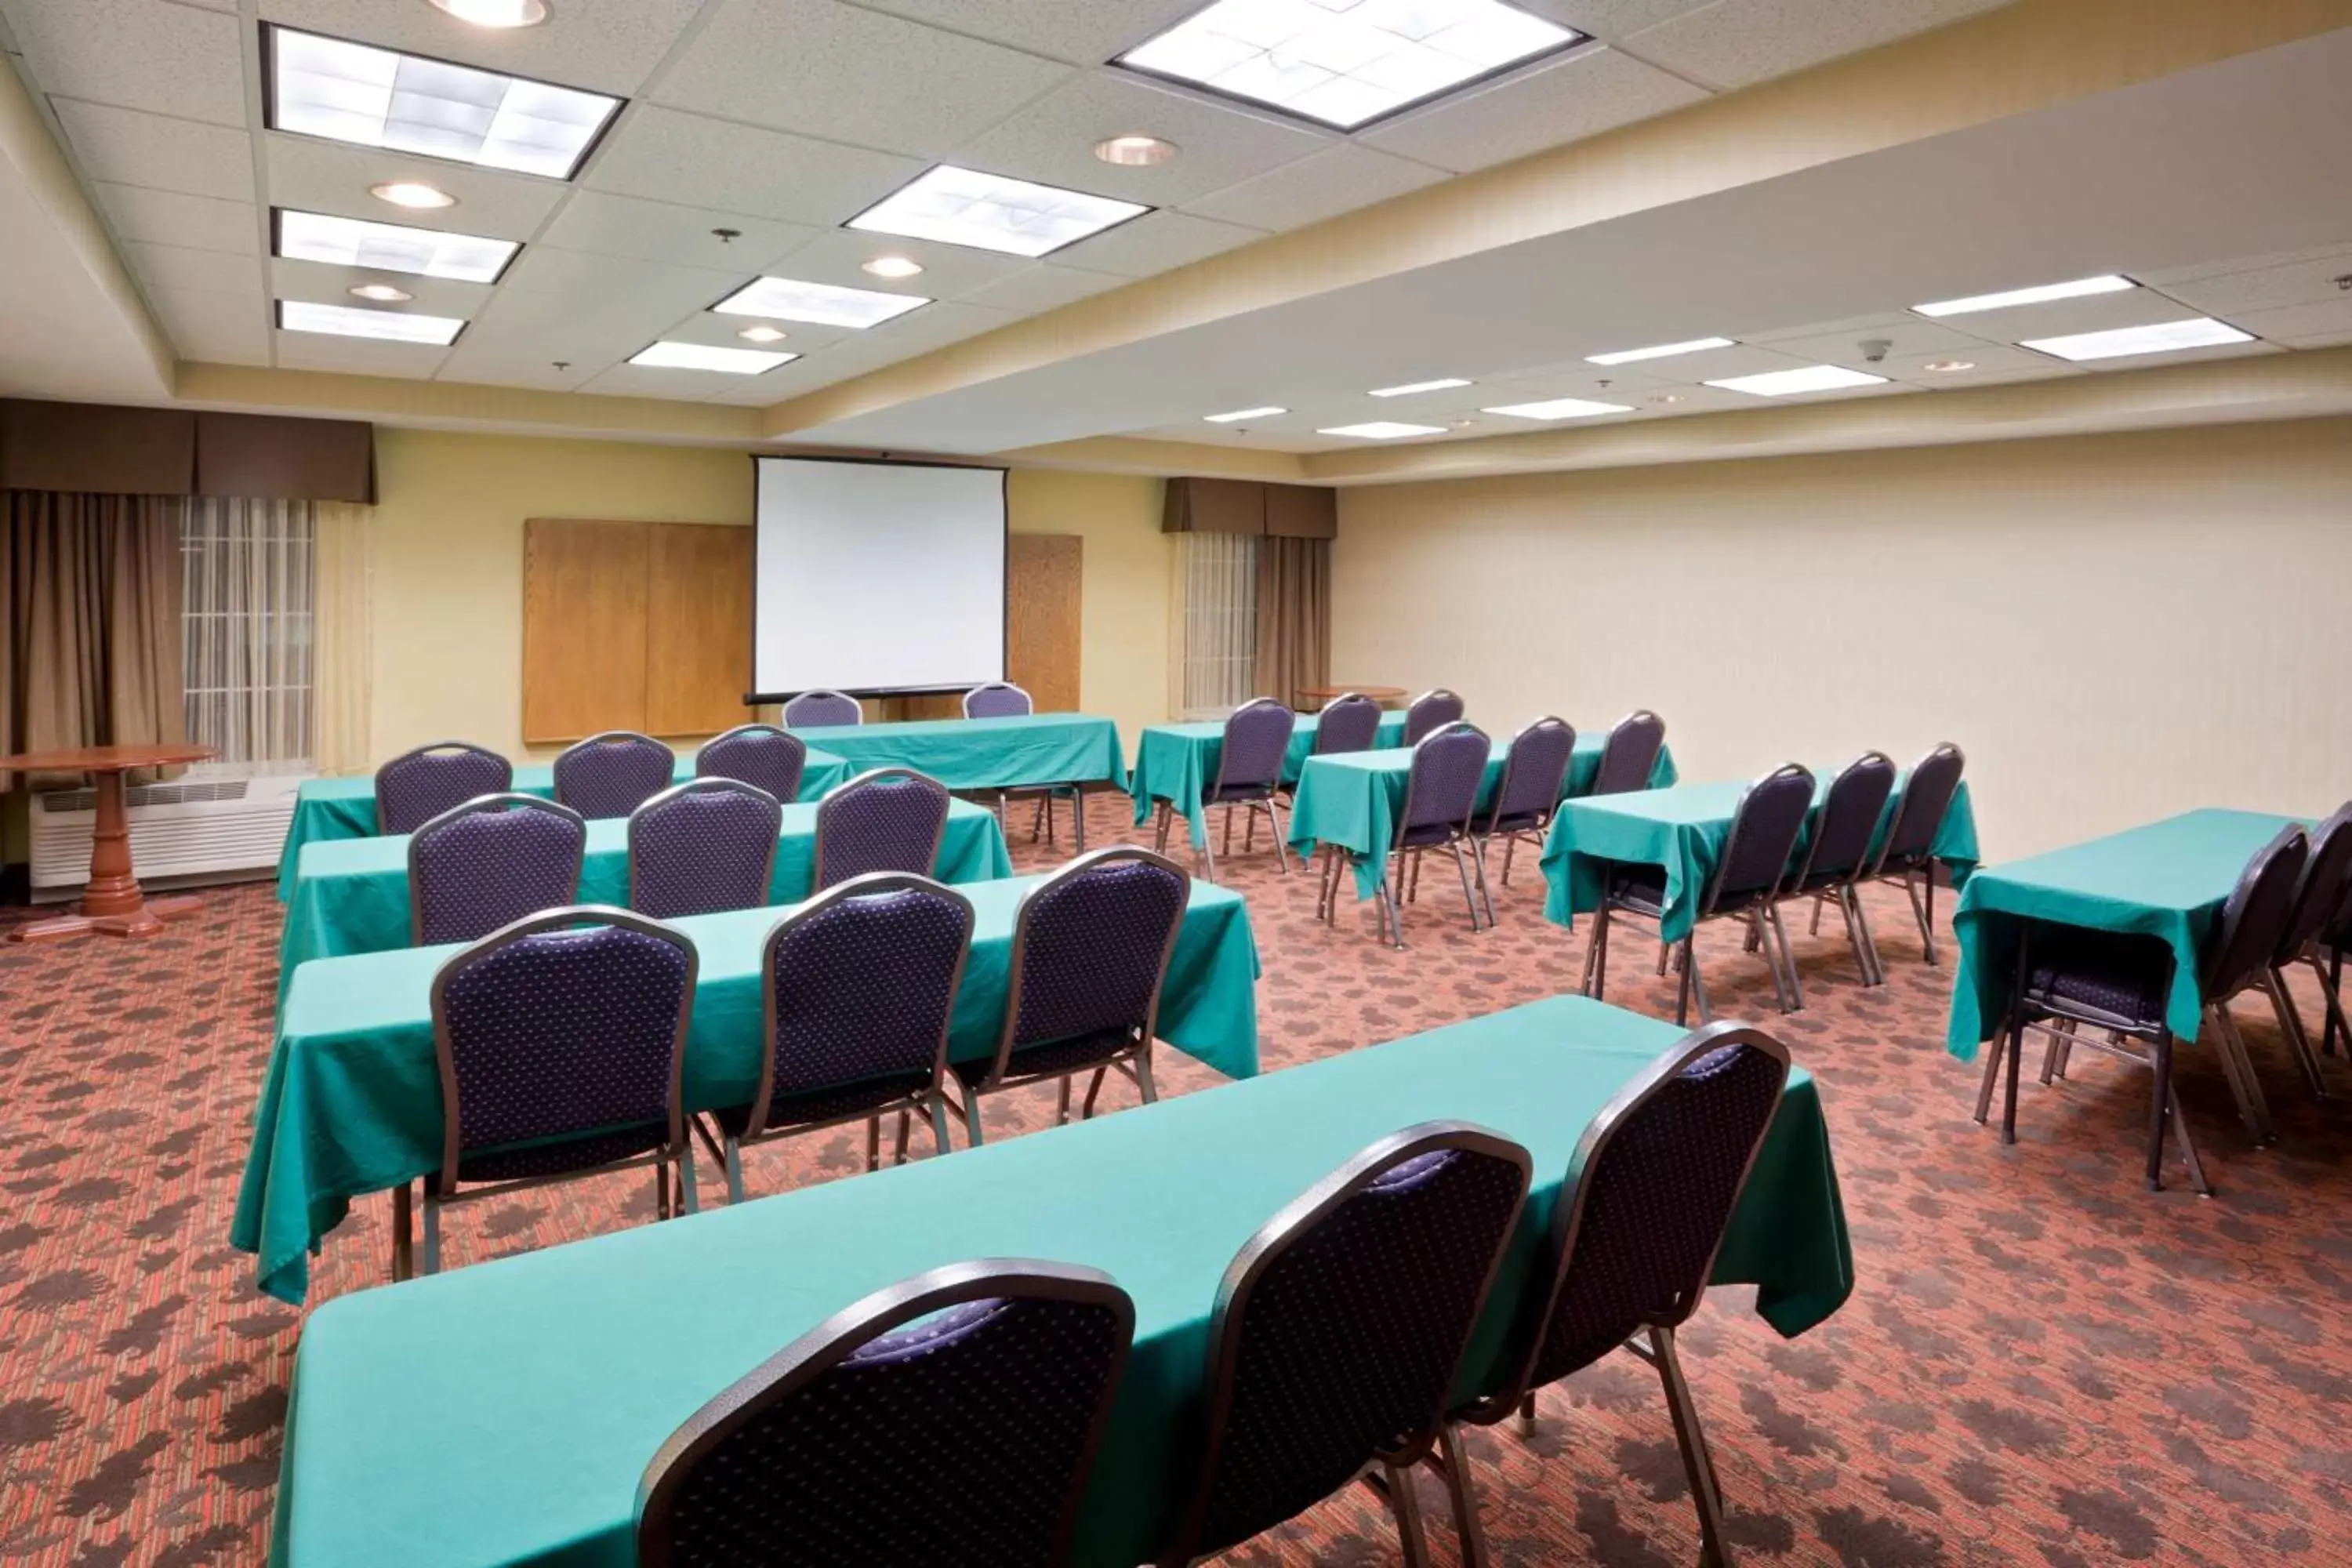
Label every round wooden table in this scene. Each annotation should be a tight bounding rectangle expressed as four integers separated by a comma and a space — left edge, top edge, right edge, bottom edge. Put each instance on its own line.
1294, 685, 1410, 710
1, 743, 217, 942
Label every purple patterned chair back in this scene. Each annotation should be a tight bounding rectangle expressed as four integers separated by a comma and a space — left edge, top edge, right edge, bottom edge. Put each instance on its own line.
1486, 717, 1577, 831
408, 794, 586, 946
637, 1261, 1133, 1568
553, 731, 675, 819
1398, 722, 1490, 846
696, 724, 807, 803
753, 874, 973, 1126
813, 768, 951, 891
784, 690, 862, 728
1710, 764, 1815, 905
629, 780, 783, 921
1403, 688, 1465, 746
1210, 699, 1296, 800
1799, 752, 1896, 883
1590, 710, 1666, 796
2202, 826, 2307, 999
430, 907, 695, 1182
963, 683, 1034, 719
376, 741, 511, 836
2277, 803, 2352, 965
996, 850, 1189, 1075
1167, 1123, 1530, 1563
1876, 742, 1964, 866
1312, 692, 1383, 757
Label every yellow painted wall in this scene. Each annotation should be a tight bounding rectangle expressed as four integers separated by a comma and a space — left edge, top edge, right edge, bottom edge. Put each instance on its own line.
1005, 466, 1171, 757
1332, 416, 2352, 861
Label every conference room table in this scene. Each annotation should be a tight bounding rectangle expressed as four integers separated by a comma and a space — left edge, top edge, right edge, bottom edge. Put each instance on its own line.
1539, 772, 1982, 940
274, 750, 855, 900
1132, 710, 1413, 848
1943, 808, 2301, 1059
237, 872, 1261, 1306
275, 797, 1013, 990
786, 712, 1128, 793
267, 994, 1851, 1568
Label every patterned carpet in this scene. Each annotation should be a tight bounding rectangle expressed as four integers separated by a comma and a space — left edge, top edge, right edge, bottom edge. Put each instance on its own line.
3, 793, 2350, 1566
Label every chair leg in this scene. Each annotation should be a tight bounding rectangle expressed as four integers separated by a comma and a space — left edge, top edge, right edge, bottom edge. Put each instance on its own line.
864, 1116, 882, 1174
927, 1095, 952, 1156
676, 1149, 699, 1215
1501, 833, 1518, 886
1809, 891, 1827, 937
1055, 1076, 1073, 1126
1974, 1020, 2007, 1127
2000, 1009, 2024, 1144
1450, 840, 1483, 931
1584, 902, 1613, 999
2326, 948, 2344, 1057
2209, 1004, 2276, 1144
1267, 796, 1295, 873
893, 1109, 911, 1166
1379, 1459, 1434, 1568
1651, 1325, 1734, 1568
390, 1181, 413, 1283
2154, 1029, 2212, 1196
1134, 1044, 1160, 1105
963, 1088, 986, 1149
1152, 800, 1171, 855
1407, 848, 1422, 904
1080, 1066, 1106, 1119
421, 1191, 441, 1276
1472, 835, 1497, 927
2144, 1029, 2174, 1191
1200, 815, 1219, 885
1847, 885, 1886, 986
2263, 968, 2329, 1100
2038, 1018, 2077, 1085
1751, 909, 1791, 1014
724, 1137, 745, 1205
653, 1161, 670, 1222
1674, 933, 1695, 1026
1072, 787, 1087, 852
1221, 804, 1233, 859
1433, 1421, 1492, 1568
1769, 903, 1804, 1011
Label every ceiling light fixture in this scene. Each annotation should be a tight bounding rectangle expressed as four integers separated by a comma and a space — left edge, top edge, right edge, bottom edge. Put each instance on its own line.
347, 282, 415, 303
1481, 396, 1634, 421
860, 256, 925, 279
1707, 365, 1889, 397
426, 0, 550, 27
848, 165, 1146, 258
1921, 358, 1976, 373
369, 180, 456, 209
1648, 394, 1686, 405
1318, 420, 1447, 439
1584, 336, 1736, 365
1368, 377, 1472, 397
735, 325, 789, 344
630, 340, 797, 374
278, 299, 464, 345
1118, 0, 1582, 131
1094, 133, 1178, 166
1912, 274, 2135, 318
1204, 405, 1285, 423
276, 209, 518, 282
2018, 317, 2254, 362
267, 26, 621, 180
713, 276, 929, 328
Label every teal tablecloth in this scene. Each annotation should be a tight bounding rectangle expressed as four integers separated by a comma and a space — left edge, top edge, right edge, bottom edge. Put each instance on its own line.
270, 994, 1849, 1568
1541, 774, 1981, 942
238, 873, 1261, 1305
274, 751, 855, 900
784, 713, 1127, 793
1288, 733, 1680, 899
1944, 808, 2301, 1058
1131, 711, 1410, 848
278, 799, 1012, 989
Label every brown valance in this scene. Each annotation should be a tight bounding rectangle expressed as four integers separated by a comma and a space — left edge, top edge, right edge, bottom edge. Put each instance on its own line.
1263, 483, 1337, 539
1162, 477, 1337, 539
0, 399, 376, 503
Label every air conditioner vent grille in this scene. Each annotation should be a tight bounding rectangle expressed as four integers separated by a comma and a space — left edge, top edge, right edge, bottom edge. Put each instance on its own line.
37, 779, 252, 813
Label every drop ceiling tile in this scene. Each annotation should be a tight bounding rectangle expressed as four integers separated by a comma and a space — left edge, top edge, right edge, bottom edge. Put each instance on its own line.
1476, 362, 1671, 397
865, 300, 1020, 355
1359, 46, 1706, 174
91, 183, 260, 255
757, 228, 1030, 304
1925, 287, 2215, 345
956, 263, 1127, 314
535, 193, 816, 272
2151, 251, 2352, 317
578, 361, 794, 401
2136, 245, 2352, 287
269, 256, 495, 318
704, 377, 804, 405
1540, 341, 1818, 383
271, 330, 452, 379
1185, 143, 1447, 230
2038, 337, 2283, 374
430, 349, 604, 392
1754, 318, 2010, 368
950, 71, 1330, 210
1695, 372, 1922, 407
499, 247, 743, 318
2223, 297, 2352, 347
1047, 210, 1265, 278
263, 134, 568, 242
653, 309, 859, 356
1619, 0, 2013, 92
52, 99, 254, 201
259, 0, 706, 96
147, 286, 270, 365
1515, 0, 1719, 42
472, 281, 701, 351
652, 0, 1074, 159
5, 0, 247, 126
124, 240, 262, 297
851, 0, 1200, 65
585, 107, 924, 227
1871, 343, 2085, 388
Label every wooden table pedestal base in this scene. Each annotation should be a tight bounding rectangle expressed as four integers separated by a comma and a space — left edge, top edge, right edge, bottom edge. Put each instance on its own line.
11, 894, 206, 943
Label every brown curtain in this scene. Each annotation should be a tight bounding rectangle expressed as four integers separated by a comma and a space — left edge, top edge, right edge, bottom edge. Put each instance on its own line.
1255, 535, 1330, 710
2, 492, 187, 786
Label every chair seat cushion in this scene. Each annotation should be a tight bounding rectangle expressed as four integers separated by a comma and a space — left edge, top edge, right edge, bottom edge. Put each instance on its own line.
1400, 821, 1460, 848
1483, 810, 1545, 836
712, 1072, 933, 1137
1207, 781, 1271, 803
451, 1123, 666, 1184
953, 1028, 1137, 1087
2023, 928, 2172, 1031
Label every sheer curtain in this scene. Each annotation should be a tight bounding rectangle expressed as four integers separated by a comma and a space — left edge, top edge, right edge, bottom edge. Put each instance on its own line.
181, 497, 314, 776
1170, 532, 1260, 720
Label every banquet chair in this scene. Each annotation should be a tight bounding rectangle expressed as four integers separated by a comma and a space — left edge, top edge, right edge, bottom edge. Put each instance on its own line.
695, 722, 807, 803
783, 689, 862, 727
1330, 721, 1489, 949
1777, 752, 1897, 987
1584, 764, 1815, 1025
637, 1261, 1133, 1568
552, 730, 675, 819
1428, 1024, 1790, 1568
1853, 742, 1965, 965
953, 848, 1188, 1146
1587, 710, 1667, 796
812, 768, 950, 891
2321, 877, 2352, 1059
1157, 697, 1294, 884
1309, 690, 1385, 759
2267, 802, 2352, 1070
1403, 687, 1466, 746
627, 779, 783, 920
963, 681, 1084, 850
408, 793, 586, 946
405, 906, 696, 1278
961, 681, 1032, 718
1979, 822, 2308, 1193
708, 873, 972, 1201
374, 740, 510, 835
1155, 1123, 1530, 1568
1472, 717, 1577, 902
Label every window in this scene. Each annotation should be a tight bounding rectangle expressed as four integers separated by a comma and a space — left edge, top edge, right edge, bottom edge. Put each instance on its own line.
182, 498, 316, 773
1173, 532, 1258, 720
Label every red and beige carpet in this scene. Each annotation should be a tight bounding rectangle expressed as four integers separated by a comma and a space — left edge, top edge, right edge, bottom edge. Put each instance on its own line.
3, 797, 2350, 1565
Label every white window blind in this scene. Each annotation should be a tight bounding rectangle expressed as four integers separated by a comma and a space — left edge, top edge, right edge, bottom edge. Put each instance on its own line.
182, 497, 316, 774
1174, 532, 1259, 720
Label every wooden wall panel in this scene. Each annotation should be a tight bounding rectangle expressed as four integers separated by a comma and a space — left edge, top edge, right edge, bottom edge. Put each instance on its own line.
1007, 532, 1082, 713
646, 523, 755, 738
522, 519, 648, 745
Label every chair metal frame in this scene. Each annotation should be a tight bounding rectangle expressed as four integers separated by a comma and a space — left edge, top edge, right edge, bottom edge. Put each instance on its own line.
1588, 710, 1667, 797
1154, 696, 1296, 884
962, 681, 1089, 852
695, 722, 808, 803
397, 904, 699, 1279
2264, 801, 2352, 1084
1470, 716, 1578, 908
782, 689, 862, 727
1402, 687, 1466, 746
1853, 742, 1965, 966
373, 739, 513, 835
551, 729, 676, 818
1156, 1121, 1533, 1568
812, 767, 952, 891
1777, 751, 1898, 988
636, 1258, 1134, 1568
1324, 720, 1492, 949
626, 778, 785, 921
405, 792, 587, 947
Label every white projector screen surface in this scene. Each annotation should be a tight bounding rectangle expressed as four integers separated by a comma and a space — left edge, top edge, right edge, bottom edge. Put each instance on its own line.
751, 456, 1007, 697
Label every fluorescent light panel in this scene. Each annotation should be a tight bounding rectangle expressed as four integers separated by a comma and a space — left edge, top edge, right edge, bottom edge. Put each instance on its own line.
2020, 317, 2253, 362
713, 277, 929, 328
1205, 405, 1286, 422
1585, 336, 1734, 365
848, 165, 1145, 258
276, 209, 517, 283
1119, 0, 1581, 130
1912, 274, 2135, 318
1482, 397, 1632, 420
1368, 377, 1471, 397
1318, 420, 1446, 439
630, 340, 797, 374
267, 25, 620, 180
278, 299, 463, 345
1706, 365, 1889, 397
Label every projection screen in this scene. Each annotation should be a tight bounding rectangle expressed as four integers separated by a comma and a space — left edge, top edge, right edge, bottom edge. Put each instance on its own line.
750, 456, 1007, 699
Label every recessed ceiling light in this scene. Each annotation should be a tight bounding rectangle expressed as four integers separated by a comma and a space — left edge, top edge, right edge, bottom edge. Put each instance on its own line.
1317, 421, 1447, 439
2018, 317, 2254, 362
1095, 133, 1178, 166
347, 282, 414, 303
1118, 0, 1583, 131
369, 180, 456, 210
1481, 397, 1635, 420
277, 209, 518, 283
1912, 274, 2135, 318
1921, 358, 1976, 373
1368, 377, 1472, 397
1585, 336, 1736, 365
1707, 365, 1890, 397
1205, 405, 1285, 423
630, 340, 797, 374
278, 299, 463, 345
860, 256, 925, 280
848, 165, 1146, 258
1648, 394, 1686, 405
426, 0, 549, 27
267, 26, 620, 180
712, 277, 929, 329
736, 325, 789, 344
